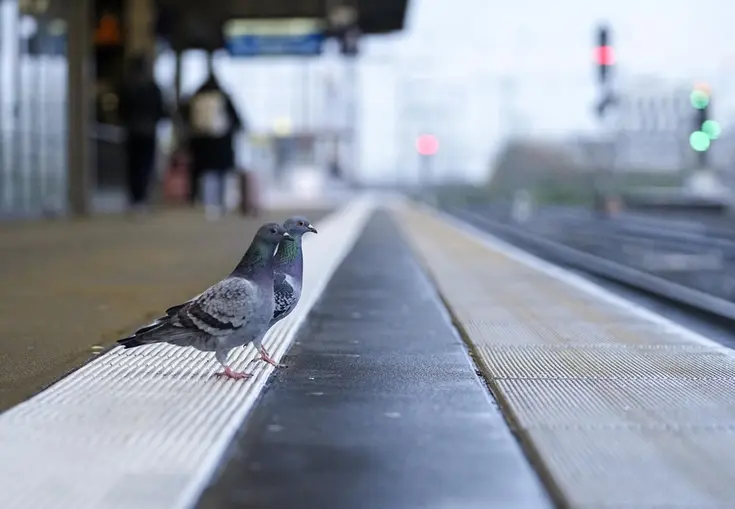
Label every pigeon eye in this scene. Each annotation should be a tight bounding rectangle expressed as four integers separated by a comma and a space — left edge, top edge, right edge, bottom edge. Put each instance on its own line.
270, 228, 277, 234
298, 221, 304, 226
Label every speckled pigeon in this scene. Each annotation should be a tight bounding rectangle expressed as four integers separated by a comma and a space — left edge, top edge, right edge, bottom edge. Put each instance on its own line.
251, 216, 317, 367
117, 222, 293, 380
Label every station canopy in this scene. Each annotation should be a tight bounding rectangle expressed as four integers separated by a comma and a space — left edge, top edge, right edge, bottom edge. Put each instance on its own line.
155, 0, 410, 52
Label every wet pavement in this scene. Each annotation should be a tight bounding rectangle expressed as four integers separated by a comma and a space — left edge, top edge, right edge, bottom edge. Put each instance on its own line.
196, 210, 552, 509
0, 208, 330, 412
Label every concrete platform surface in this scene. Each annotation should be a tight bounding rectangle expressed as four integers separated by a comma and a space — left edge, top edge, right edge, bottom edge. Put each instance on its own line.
0, 208, 330, 412
397, 203, 735, 509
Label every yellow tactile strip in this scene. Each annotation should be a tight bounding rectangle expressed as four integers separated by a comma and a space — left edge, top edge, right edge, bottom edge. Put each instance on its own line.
394, 204, 735, 509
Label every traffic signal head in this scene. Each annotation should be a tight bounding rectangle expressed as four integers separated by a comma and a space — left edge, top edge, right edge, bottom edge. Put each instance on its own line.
689, 83, 718, 153
595, 25, 614, 83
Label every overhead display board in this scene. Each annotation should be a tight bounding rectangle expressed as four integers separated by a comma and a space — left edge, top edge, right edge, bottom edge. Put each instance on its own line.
223, 18, 325, 57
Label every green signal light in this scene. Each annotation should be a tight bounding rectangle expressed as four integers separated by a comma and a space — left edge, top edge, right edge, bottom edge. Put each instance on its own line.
690, 89, 710, 109
690, 131, 711, 151
702, 120, 721, 140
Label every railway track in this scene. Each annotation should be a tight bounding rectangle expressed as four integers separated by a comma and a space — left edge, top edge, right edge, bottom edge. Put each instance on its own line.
447, 205, 735, 322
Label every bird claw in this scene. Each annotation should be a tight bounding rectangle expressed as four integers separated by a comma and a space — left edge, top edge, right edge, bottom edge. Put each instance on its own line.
261, 355, 286, 368
258, 348, 286, 368
215, 367, 253, 380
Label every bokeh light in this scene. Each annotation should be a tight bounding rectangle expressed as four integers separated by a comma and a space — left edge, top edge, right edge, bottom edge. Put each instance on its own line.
416, 134, 439, 156
689, 131, 711, 151
690, 89, 709, 109
702, 120, 721, 140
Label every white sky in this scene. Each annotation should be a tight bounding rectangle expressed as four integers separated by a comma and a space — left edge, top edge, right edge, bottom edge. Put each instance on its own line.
359, 0, 735, 182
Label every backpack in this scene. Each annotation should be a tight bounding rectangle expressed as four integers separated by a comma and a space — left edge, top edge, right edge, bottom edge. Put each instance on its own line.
189, 91, 230, 137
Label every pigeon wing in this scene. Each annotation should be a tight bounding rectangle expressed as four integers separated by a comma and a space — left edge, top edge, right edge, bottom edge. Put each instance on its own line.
173, 277, 257, 336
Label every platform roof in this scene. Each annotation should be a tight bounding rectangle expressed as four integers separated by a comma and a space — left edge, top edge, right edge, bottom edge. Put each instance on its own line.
156, 0, 410, 50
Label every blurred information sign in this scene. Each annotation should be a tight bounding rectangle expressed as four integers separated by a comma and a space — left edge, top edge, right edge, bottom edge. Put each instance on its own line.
223, 18, 325, 57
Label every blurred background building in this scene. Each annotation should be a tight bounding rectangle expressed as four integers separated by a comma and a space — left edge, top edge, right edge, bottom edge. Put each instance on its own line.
2, 0, 735, 218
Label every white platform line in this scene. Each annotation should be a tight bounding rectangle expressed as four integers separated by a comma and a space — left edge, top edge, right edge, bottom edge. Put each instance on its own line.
415, 203, 735, 355
0, 194, 377, 509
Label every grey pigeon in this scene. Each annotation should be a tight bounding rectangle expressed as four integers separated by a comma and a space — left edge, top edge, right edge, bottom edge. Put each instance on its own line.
251, 216, 317, 367
117, 222, 293, 380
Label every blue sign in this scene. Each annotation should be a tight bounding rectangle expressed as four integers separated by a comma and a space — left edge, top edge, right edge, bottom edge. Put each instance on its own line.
223, 19, 325, 57
225, 33, 323, 57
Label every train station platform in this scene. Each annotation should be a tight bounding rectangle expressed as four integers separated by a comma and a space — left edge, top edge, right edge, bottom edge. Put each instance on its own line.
2, 195, 735, 509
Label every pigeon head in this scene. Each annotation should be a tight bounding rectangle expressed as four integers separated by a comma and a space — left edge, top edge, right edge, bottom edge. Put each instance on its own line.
283, 216, 318, 237
233, 223, 292, 277
256, 222, 293, 246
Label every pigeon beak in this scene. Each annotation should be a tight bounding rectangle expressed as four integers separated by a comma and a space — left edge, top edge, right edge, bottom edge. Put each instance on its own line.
307, 224, 318, 234
282, 232, 295, 241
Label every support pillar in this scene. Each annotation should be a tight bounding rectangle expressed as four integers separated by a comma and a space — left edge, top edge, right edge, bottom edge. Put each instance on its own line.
66, 0, 93, 216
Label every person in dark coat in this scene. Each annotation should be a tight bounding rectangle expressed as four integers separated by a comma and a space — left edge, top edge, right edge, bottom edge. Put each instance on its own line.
118, 54, 167, 214
180, 65, 244, 219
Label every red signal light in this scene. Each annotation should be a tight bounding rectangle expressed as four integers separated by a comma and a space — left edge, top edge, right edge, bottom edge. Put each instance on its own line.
416, 134, 438, 156
594, 45, 615, 66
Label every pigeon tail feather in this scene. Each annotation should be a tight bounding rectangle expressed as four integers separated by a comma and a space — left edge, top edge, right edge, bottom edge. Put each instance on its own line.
117, 336, 146, 349
117, 319, 177, 348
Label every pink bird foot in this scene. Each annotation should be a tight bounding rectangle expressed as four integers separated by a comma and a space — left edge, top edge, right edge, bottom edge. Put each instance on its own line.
215, 366, 253, 380
258, 347, 286, 368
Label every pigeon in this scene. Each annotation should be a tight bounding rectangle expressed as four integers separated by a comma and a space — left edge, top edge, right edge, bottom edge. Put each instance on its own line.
251, 216, 317, 367
127, 217, 318, 370
117, 222, 293, 380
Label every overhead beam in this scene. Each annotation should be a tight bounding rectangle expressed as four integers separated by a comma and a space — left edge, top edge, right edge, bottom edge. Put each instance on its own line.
155, 0, 409, 42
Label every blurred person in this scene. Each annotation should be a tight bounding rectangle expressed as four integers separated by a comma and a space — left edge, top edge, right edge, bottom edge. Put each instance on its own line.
118, 53, 167, 215
180, 60, 245, 220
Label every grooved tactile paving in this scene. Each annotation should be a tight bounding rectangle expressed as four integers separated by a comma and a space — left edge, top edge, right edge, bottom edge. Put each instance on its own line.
395, 204, 735, 509
0, 195, 376, 509
496, 378, 735, 428
476, 344, 735, 380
